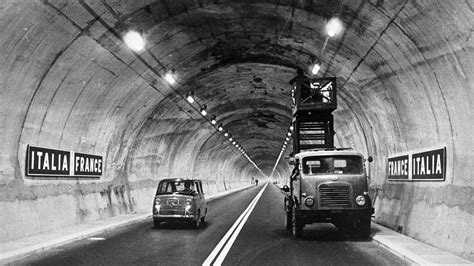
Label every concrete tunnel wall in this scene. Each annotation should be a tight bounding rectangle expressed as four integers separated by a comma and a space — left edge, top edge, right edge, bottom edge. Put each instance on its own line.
0, 0, 472, 261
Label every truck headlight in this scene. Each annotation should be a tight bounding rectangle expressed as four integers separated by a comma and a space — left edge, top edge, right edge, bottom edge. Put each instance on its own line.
185, 204, 194, 214
356, 195, 366, 206
305, 197, 314, 207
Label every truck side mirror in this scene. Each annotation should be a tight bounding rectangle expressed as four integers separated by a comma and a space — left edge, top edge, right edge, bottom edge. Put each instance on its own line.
281, 185, 290, 192
367, 156, 373, 163
289, 157, 296, 165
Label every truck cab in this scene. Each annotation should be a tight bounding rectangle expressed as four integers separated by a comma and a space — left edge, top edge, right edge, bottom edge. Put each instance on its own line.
283, 149, 374, 238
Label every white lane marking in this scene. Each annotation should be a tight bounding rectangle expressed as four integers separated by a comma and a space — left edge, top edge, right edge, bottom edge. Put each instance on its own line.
203, 183, 268, 266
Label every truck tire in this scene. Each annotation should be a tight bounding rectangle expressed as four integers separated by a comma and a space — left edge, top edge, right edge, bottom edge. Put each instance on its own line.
352, 216, 371, 239
292, 206, 303, 238
285, 197, 292, 230
357, 218, 371, 239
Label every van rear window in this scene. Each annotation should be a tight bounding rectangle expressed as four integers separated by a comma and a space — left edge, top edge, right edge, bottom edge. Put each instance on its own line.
302, 156, 363, 175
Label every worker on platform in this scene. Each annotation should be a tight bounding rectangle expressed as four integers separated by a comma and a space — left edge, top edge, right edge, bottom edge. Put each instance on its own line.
289, 68, 311, 104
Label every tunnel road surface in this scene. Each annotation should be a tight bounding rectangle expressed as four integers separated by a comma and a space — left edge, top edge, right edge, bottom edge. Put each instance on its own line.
18, 183, 406, 265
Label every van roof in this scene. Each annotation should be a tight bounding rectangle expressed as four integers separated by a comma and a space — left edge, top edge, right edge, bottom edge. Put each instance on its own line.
295, 149, 364, 159
159, 178, 201, 183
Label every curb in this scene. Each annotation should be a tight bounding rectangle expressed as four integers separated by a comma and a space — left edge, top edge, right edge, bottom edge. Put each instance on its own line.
370, 223, 473, 265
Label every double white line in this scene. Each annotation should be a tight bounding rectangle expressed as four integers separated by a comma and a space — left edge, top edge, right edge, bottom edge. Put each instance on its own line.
203, 183, 268, 266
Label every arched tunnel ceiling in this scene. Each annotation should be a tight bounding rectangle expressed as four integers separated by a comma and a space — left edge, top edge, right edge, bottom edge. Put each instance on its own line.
2, 0, 472, 179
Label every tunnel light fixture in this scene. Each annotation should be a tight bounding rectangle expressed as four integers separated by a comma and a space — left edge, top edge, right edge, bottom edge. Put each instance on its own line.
186, 91, 194, 103
287, 132, 292, 137
200, 105, 207, 116
289, 125, 294, 131
123, 30, 145, 52
312, 61, 321, 75
218, 124, 223, 131
285, 137, 289, 141
232, 141, 236, 145
326, 17, 343, 37
211, 115, 217, 125
224, 132, 229, 137
229, 137, 233, 142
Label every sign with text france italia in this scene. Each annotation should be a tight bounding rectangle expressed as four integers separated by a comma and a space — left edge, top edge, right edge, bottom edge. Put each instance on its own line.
387, 147, 446, 181
26, 145, 102, 178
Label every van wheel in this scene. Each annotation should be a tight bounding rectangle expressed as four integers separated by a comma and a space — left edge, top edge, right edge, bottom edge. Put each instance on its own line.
193, 211, 201, 229
153, 219, 161, 229
292, 207, 303, 238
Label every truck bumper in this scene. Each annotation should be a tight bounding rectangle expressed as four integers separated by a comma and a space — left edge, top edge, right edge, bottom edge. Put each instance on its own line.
295, 208, 374, 224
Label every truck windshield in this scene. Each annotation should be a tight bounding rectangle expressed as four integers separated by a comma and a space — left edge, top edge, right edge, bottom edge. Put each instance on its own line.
302, 155, 363, 175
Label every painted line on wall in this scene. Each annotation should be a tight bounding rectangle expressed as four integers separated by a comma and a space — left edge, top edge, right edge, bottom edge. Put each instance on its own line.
202, 183, 268, 266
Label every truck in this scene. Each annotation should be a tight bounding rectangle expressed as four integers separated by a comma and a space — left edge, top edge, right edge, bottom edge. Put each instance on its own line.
283, 77, 374, 238
282, 149, 373, 238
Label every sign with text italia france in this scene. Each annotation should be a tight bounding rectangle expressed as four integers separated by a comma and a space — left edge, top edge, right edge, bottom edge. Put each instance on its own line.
26, 145, 102, 178
387, 147, 446, 181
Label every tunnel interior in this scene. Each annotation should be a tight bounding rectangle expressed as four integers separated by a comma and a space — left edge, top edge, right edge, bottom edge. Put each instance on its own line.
0, 0, 472, 261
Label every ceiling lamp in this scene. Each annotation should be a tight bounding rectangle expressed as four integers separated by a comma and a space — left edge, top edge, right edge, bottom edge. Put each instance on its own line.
164, 69, 176, 84
312, 60, 321, 75
123, 30, 145, 52
326, 17, 343, 37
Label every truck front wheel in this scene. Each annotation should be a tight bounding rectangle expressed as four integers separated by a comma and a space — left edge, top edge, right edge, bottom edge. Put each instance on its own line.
292, 206, 303, 238
354, 216, 371, 239
285, 209, 292, 230
284, 197, 293, 230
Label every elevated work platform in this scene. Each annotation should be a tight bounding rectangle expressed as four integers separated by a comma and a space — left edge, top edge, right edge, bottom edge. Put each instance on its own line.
292, 77, 337, 116
291, 77, 337, 154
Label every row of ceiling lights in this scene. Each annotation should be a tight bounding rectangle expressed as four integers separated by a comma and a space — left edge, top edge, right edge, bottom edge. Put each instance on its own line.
186, 90, 265, 176
270, 17, 343, 178
271, 125, 293, 176
122, 31, 265, 176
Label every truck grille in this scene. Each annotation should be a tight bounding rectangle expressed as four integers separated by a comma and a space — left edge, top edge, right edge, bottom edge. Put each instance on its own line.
319, 184, 351, 208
